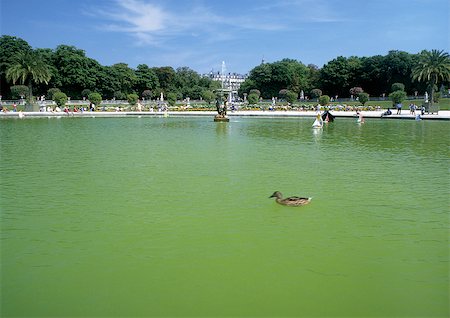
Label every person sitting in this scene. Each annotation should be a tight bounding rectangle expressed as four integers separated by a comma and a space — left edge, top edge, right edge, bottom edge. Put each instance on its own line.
382, 108, 392, 116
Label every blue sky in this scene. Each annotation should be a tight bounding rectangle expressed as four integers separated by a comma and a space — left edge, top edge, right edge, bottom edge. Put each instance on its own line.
1, 0, 449, 74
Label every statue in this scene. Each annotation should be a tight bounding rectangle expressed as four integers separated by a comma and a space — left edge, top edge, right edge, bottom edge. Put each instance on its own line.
214, 98, 229, 122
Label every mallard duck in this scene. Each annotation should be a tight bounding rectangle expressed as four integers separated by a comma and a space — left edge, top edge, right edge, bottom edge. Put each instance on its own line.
269, 191, 312, 206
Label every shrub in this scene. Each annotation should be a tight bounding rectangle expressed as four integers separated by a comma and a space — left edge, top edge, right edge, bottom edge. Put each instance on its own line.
310, 88, 322, 99
53, 91, 68, 107
81, 89, 91, 98
114, 91, 126, 100
248, 93, 259, 105
47, 88, 61, 100
391, 83, 405, 92
202, 90, 215, 104
249, 89, 261, 97
10, 85, 29, 99
88, 92, 102, 106
358, 92, 369, 105
127, 93, 139, 105
319, 95, 330, 106
166, 92, 177, 106
279, 89, 289, 99
142, 90, 152, 99
349, 87, 363, 96
389, 90, 407, 105
285, 91, 298, 104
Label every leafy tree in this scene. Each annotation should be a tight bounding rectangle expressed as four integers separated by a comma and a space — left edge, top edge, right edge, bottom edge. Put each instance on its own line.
6, 50, 51, 103
319, 95, 330, 106
279, 89, 289, 99
247, 93, 259, 105
81, 89, 91, 98
412, 49, 450, 107
310, 88, 322, 99
88, 92, 102, 106
389, 90, 407, 106
391, 83, 405, 92
114, 91, 126, 100
166, 92, 177, 106
0, 35, 32, 98
47, 88, 61, 100
358, 92, 369, 105
142, 89, 152, 99
249, 89, 261, 97
53, 45, 100, 98
202, 90, 215, 104
10, 85, 29, 99
127, 93, 139, 105
134, 64, 159, 94
153, 66, 176, 91
349, 87, 363, 96
238, 79, 256, 97
285, 90, 298, 104
53, 91, 68, 107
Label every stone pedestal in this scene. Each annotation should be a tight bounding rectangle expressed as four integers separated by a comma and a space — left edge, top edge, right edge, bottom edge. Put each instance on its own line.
214, 115, 229, 122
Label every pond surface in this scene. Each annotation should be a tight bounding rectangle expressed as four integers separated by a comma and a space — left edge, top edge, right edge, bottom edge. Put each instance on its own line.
1, 116, 448, 317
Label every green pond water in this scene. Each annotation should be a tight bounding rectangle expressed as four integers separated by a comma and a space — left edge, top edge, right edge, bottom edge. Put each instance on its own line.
1, 116, 448, 317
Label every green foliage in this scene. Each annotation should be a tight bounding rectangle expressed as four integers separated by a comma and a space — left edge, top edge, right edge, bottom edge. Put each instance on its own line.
358, 92, 369, 105
202, 90, 215, 104
279, 89, 289, 98
6, 50, 51, 101
142, 89, 152, 99
53, 91, 68, 107
389, 90, 407, 105
310, 88, 322, 99
10, 85, 29, 99
391, 82, 405, 92
47, 87, 61, 100
114, 91, 126, 100
412, 49, 450, 106
88, 92, 102, 106
249, 89, 261, 97
349, 87, 363, 95
81, 89, 91, 98
135, 64, 159, 94
319, 95, 330, 106
166, 92, 177, 106
127, 93, 139, 105
248, 93, 259, 105
285, 90, 298, 104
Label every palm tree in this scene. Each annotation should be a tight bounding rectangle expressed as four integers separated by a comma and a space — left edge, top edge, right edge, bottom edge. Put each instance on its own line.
411, 49, 450, 107
6, 50, 51, 104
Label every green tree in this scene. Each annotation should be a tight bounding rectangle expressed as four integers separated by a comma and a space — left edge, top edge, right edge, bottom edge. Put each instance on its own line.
202, 90, 215, 104
391, 82, 405, 92
319, 95, 330, 106
10, 85, 29, 99
142, 89, 152, 100
0, 35, 32, 98
310, 88, 322, 99
81, 89, 91, 99
6, 50, 51, 104
358, 92, 369, 105
53, 45, 100, 98
166, 92, 177, 106
47, 87, 61, 100
389, 90, 407, 106
53, 91, 68, 107
127, 93, 139, 105
248, 93, 259, 105
285, 90, 298, 104
412, 49, 450, 107
134, 64, 159, 94
88, 92, 102, 107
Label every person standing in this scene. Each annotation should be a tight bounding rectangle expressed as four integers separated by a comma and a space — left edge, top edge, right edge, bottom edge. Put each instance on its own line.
396, 103, 402, 114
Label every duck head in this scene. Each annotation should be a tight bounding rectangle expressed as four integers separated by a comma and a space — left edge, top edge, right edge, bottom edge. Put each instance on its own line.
269, 191, 282, 199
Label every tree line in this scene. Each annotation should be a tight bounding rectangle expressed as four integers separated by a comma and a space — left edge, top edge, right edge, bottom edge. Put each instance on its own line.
1, 35, 449, 106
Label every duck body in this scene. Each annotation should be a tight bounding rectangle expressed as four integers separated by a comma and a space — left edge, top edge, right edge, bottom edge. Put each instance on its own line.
269, 191, 312, 206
